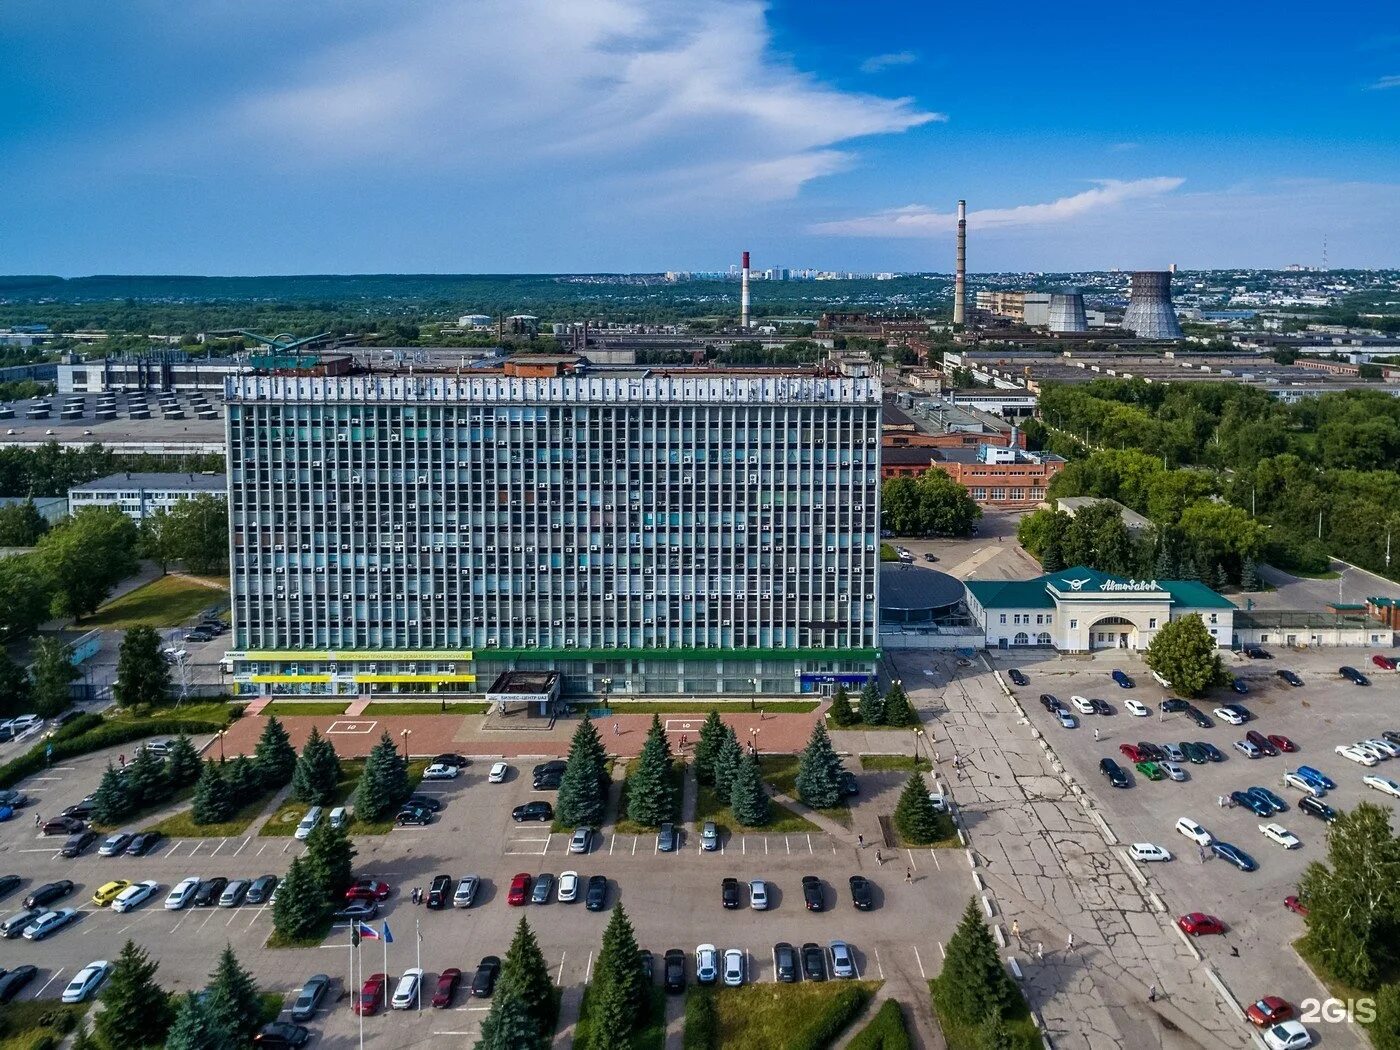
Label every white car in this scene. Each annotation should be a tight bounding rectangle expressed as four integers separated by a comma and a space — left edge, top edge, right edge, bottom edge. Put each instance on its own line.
1175, 817, 1212, 846
391, 968, 423, 1009
829, 940, 857, 978
749, 880, 769, 910
1070, 695, 1096, 715
722, 948, 745, 987
1214, 707, 1246, 726
1365, 737, 1400, 758
557, 871, 579, 903
1363, 774, 1400, 798
488, 762, 509, 783
61, 961, 110, 1003
111, 881, 160, 913
1259, 823, 1301, 849
7, 714, 41, 734
1160, 762, 1188, 782
927, 793, 949, 813
165, 877, 200, 910
1125, 699, 1150, 718
1283, 772, 1324, 796
23, 908, 79, 940
453, 875, 479, 908
1352, 741, 1389, 763
1129, 843, 1171, 863
695, 944, 718, 985
1336, 744, 1378, 767
1263, 1020, 1313, 1050
422, 763, 459, 780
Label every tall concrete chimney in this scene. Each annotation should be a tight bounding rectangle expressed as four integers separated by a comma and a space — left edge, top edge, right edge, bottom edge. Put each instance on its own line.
740, 250, 751, 329
953, 200, 967, 327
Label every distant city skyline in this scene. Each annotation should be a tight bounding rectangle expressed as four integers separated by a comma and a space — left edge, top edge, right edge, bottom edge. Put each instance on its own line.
1, 0, 1397, 275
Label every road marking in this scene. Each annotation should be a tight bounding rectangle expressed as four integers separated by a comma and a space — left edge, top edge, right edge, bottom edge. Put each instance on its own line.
555, 951, 566, 985
806, 834, 813, 854
245, 905, 269, 930
232, 837, 250, 856
906, 849, 918, 872
257, 842, 271, 856
17, 847, 60, 854
282, 841, 293, 854
583, 950, 594, 984
741, 837, 745, 855
764, 837, 769, 855
938, 941, 946, 959
930, 850, 941, 871
29, 776, 63, 782
631, 837, 637, 856
913, 946, 926, 979
210, 838, 228, 857
32, 968, 64, 998
189, 841, 203, 857
196, 909, 221, 932
873, 947, 883, 979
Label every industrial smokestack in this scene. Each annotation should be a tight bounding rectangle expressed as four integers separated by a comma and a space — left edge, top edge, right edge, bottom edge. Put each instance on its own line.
953, 201, 967, 327
740, 251, 751, 329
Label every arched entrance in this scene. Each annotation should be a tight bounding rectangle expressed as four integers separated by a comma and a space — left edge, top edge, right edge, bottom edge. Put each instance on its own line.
1089, 615, 1139, 650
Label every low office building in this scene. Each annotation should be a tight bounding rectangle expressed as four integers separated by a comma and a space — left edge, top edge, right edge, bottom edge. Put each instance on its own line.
965, 566, 1234, 652
882, 444, 1064, 508
68, 472, 226, 521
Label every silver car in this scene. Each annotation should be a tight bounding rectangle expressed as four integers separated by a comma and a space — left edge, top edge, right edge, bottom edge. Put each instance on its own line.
569, 827, 593, 854
749, 879, 769, 910
453, 876, 479, 908
829, 940, 857, 979
701, 821, 719, 851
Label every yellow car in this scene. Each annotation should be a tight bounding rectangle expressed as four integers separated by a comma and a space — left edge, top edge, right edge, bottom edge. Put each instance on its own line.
91, 880, 132, 907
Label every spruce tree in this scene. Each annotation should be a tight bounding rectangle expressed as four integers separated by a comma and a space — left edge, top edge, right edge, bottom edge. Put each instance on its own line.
94, 940, 174, 1050
586, 904, 646, 1048
710, 726, 743, 804
165, 734, 202, 789
1153, 539, 1175, 580
355, 731, 408, 821
124, 743, 167, 809
112, 625, 172, 708
894, 771, 947, 844
692, 710, 727, 785
1211, 562, 1229, 592
937, 898, 1020, 1027
557, 714, 607, 828
1240, 556, 1260, 592
272, 855, 329, 941
206, 944, 261, 1041
859, 681, 886, 726
476, 983, 549, 1050
226, 754, 258, 801
882, 682, 916, 727
828, 686, 856, 727
729, 752, 770, 827
497, 916, 555, 1037
291, 726, 342, 805
192, 759, 234, 825
166, 991, 240, 1050
92, 763, 132, 825
625, 715, 675, 828
795, 721, 845, 808
305, 817, 357, 899
253, 715, 297, 789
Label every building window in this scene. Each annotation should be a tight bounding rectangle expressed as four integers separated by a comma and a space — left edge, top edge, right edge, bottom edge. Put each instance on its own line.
1069, 619, 1077, 629
1209, 613, 1217, 624
1148, 618, 1157, 628
1037, 632, 1052, 645
1014, 632, 1029, 645
999, 614, 1006, 624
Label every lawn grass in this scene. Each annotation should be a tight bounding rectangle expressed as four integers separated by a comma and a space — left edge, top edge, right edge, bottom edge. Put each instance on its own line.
758, 754, 852, 828
859, 755, 931, 773
260, 759, 367, 836
929, 977, 1040, 1050
144, 786, 279, 838
834, 719, 917, 732
880, 542, 900, 561
694, 783, 818, 835
845, 998, 912, 1050
614, 758, 685, 835
261, 702, 351, 716
575, 985, 666, 1050
708, 980, 877, 1050
86, 574, 229, 628
362, 701, 489, 715
591, 701, 819, 714
266, 923, 332, 949
0, 1000, 89, 1050
107, 700, 237, 726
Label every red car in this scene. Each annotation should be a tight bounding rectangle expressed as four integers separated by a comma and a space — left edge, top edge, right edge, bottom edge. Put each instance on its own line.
345, 878, 392, 902
1373, 655, 1397, 671
354, 973, 387, 1015
1118, 744, 1143, 763
1244, 731, 1278, 756
1177, 912, 1225, 936
1245, 996, 1294, 1027
507, 873, 531, 906
1267, 734, 1298, 753
431, 968, 461, 1009
1284, 895, 1309, 916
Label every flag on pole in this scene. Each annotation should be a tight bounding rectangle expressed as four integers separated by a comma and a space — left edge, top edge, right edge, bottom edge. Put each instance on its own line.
356, 921, 380, 941
381, 921, 394, 944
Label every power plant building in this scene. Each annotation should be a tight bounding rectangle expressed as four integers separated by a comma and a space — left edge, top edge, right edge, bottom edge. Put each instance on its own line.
1121, 271, 1184, 340
1047, 289, 1088, 333
223, 367, 882, 698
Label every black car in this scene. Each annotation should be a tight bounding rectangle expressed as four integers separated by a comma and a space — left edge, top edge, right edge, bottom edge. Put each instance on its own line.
513, 801, 554, 823
0, 875, 21, 900
254, 1022, 311, 1048
721, 877, 741, 910
801, 875, 824, 912
472, 956, 501, 997
1197, 741, 1226, 763
333, 900, 377, 922
638, 949, 654, 984
290, 973, 330, 1022
774, 942, 798, 983
406, 793, 443, 813
395, 805, 433, 826
126, 831, 163, 856
1245, 730, 1277, 757
432, 753, 469, 769
247, 875, 278, 905
1136, 742, 1165, 762
62, 802, 96, 821
23, 880, 74, 910
530, 874, 555, 905
839, 770, 859, 797
1008, 669, 1028, 687
1222, 703, 1252, 723
532, 760, 567, 790
193, 877, 228, 907
663, 948, 686, 993
1099, 758, 1130, 789
1383, 730, 1400, 747
585, 875, 608, 911
1180, 741, 1209, 765
1229, 677, 1249, 695
1244, 646, 1272, 659
1299, 795, 1337, 822
1090, 698, 1112, 716
1339, 666, 1370, 686
0, 965, 38, 1003
1161, 698, 1189, 713
801, 941, 827, 981
1276, 669, 1304, 687
1184, 706, 1214, 729
657, 822, 678, 852
848, 875, 874, 910
61, 830, 98, 858
427, 875, 453, 909
1039, 693, 1062, 712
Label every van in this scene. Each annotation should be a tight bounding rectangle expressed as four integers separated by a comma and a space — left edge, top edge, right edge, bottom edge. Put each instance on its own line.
328, 807, 347, 830
294, 807, 323, 841
0, 909, 40, 938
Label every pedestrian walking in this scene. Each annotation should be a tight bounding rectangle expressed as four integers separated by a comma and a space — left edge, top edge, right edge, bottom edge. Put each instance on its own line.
612, 721, 620, 737
118, 753, 126, 768
905, 868, 913, 884
857, 834, 864, 849
34, 813, 40, 827
1198, 843, 1207, 863
1011, 919, 1020, 940
1149, 984, 1157, 1003
1035, 942, 1044, 961
1093, 727, 1100, 741
1065, 932, 1075, 954
875, 848, 882, 864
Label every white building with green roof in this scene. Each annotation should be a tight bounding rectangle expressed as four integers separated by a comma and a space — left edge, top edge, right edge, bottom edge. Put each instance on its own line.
965, 566, 1235, 653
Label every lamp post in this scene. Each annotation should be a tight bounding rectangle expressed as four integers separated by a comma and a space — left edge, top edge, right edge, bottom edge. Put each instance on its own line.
748, 677, 759, 712
600, 677, 612, 705
913, 727, 925, 764
400, 729, 411, 762
217, 729, 227, 763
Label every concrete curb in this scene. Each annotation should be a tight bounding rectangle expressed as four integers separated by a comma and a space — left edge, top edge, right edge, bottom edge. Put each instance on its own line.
1203, 966, 1244, 1022
1174, 924, 1203, 961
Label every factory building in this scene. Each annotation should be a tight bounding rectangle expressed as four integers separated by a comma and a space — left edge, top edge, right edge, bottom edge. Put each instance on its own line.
68, 471, 226, 522
223, 366, 882, 698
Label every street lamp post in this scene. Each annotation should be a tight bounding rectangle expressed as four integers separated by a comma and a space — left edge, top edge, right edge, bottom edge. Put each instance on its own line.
748, 677, 759, 713
217, 729, 226, 762
400, 729, 411, 762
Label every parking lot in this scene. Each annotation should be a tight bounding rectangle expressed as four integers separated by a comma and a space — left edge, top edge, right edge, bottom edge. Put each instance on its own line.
996, 646, 1398, 1050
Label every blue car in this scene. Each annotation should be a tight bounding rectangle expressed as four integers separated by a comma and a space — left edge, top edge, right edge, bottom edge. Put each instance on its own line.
1111, 670, 1134, 689
1247, 786, 1287, 814
1230, 678, 1248, 695
1211, 841, 1258, 872
1297, 766, 1336, 791
0, 806, 12, 823
1231, 790, 1272, 817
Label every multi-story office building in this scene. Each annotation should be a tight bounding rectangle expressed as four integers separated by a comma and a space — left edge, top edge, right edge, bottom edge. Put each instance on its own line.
224, 365, 881, 698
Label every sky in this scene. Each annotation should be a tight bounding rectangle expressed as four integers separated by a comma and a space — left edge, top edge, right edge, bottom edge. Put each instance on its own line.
0, 0, 1397, 275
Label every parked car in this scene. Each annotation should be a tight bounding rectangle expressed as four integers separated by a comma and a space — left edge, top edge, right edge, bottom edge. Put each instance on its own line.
507, 873, 531, 906
1111, 670, 1134, 688
570, 827, 593, 854
1276, 670, 1304, 687
1184, 706, 1213, 729
291, 974, 330, 1021
24, 880, 74, 910
1296, 766, 1335, 790
1071, 695, 1095, 715
1211, 841, 1258, 871
1181, 741, 1209, 765
454, 875, 480, 908
1284, 895, 1309, 916
0, 875, 20, 901
1118, 744, 1142, 763
721, 877, 741, 909
773, 942, 797, 983
1174, 818, 1212, 846
664, 948, 686, 993
354, 973, 387, 1015
391, 968, 424, 1010
530, 873, 554, 905
1135, 761, 1164, 782
395, 805, 432, 827
405, 793, 442, 812
98, 832, 133, 857
1161, 761, 1188, 781
695, 944, 718, 985
334, 900, 378, 922
1231, 790, 1271, 816
722, 948, 745, 987
829, 940, 857, 979
23, 907, 80, 940
658, 822, 678, 852
1197, 742, 1226, 763
1230, 677, 1249, 695
346, 878, 392, 902
62, 961, 110, 1004
488, 762, 509, 783
61, 830, 98, 858
1039, 693, 1062, 712
1160, 743, 1185, 764
433, 753, 469, 769
42, 816, 85, 836
801, 941, 827, 980
1090, 698, 1112, 716
113, 881, 160, 913
1056, 710, 1078, 729
1243, 646, 1272, 659
247, 875, 278, 904
1099, 758, 1130, 788
802, 875, 824, 911
422, 763, 459, 780
1246, 996, 1295, 1027
1259, 823, 1301, 849
1298, 795, 1338, 822
165, 878, 199, 910
1129, 843, 1171, 863
0, 908, 41, 938
1161, 698, 1190, 712
1008, 669, 1028, 686
585, 874, 608, 911
531, 760, 566, 790
1339, 666, 1370, 686
1245, 731, 1278, 756
253, 1022, 311, 1048
849, 875, 874, 910
471, 956, 501, 997
1267, 734, 1298, 753
294, 807, 322, 840
1125, 699, 1149, 717
0, 965, 38, 1002
1177, 912, 1225, 936
701, 821, 719, 851
1335, 744, 1377, 767
1262, 1020, 1313, 1050
219, 879, 250, 908
1234, 739, 1263, 760
1248, 786, 1287, 813
1215, 707, 1246, 726
1283, 772, 1323, 796
427, 875, 453, 909
513, 801, 553, 823
1372, 654, 1397, 670
1363, 774, 1400, 798
126, 832, 163, 856
432, 968, 461, 1009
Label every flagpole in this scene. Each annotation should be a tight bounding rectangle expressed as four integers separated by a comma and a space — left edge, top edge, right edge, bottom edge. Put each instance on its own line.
357, 933, 364, 1050
382, 923, 388, 991
416, 917, 422, 1011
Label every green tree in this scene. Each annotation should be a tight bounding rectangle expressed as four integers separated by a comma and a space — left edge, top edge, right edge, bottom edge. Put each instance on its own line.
729, 752, 771, 827
206, 944, 261, 1041
583, 905, 647, 1048
882, 681, 916, 727
1143, 613, 1227, 698
272, 855, 329, 941
494, 916, 555, 1038
858, 681, 886, 726
124, 741, 167, 810
827, 686, 856, 727
0, 554, 53, 640
36, 505, 139, 620
165, 734, 202, 788
94, 940, 174, 1050
711, 726, 743, 805
795, 722, 845, 809
0, 648, 32, 716
165, 493, 230, 574
1298, 802, 1400, 989
626, 716, 675, 828
225, 753, 258, 800
290, 726, 342, 805
935, 899, 1021, 1028
475, 984, 550, 1050
1240, 556, 1260, 591
304, 816, 357, 899
166, 991, 241, 1050
252, 715, 296, 789
880, 468, 982, 537
895, 771, 948, 845
29, 635, 77, 717
112, 625, 171, 708
192, 759, 234, 825
1371, 984, 1400, 1050
92, 763, 132, 826
0, 498, 49, 546
354, 731, 409, 821
692, 710, 727, 785
557, 713, 608, 828
137, 507, 176, 576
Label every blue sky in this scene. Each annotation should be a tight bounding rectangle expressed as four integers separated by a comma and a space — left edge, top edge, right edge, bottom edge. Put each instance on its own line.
1, 0, 1396, 275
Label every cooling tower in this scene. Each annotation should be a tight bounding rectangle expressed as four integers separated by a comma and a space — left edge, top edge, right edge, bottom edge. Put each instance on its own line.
1121, 271, 1183, 340
1047, 288, 1088, 333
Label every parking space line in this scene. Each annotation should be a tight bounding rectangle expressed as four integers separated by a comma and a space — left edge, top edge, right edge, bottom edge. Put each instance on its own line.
281, 841, 293, 854
741, 837, 745, 855
873, 947, 883, 979
632, 837, 638, 855
583, 950, 594, 984
906, 849, 918, 871
246, 905, 269, 930
210, 838, 227, 857
806, 834, 813, 854
196, 909, 221, 932
930, 850, 941, 871
257, 842, 271, 856
764, 837, 769, 854
555, 951, 566, 985
189, 841, 203, 857
18, 847, 60, 854
32, 968, 64, 998
937, 941, 945, 959
232, 837, 250, 856
608, 835, 615, 856
913, 945, 926, 979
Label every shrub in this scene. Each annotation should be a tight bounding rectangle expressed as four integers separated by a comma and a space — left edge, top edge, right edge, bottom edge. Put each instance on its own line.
53, 712, 103, 740
789, 985, 872, 1050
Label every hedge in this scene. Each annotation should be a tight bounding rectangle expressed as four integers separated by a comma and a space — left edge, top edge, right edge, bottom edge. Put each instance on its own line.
683, 990, 717, 1050
0, 717, 226, 790
846, 999, 912, 1050
53, 713, 104, 741
789, 985, 873, 1050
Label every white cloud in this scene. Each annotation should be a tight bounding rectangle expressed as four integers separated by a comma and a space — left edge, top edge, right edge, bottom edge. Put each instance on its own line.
810, 177, 1186, 237
1366, 74, 1400, 89
217, 0, 940, 203
860, 51, 917, 74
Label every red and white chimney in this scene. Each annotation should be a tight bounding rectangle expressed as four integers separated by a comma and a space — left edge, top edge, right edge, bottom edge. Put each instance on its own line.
740, 251, 751, 329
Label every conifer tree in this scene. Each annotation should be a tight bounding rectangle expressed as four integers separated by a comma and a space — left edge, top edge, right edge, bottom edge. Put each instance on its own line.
225, 753, 258, 801
92, 762, 132, 825
94, 940, 174, 1050
710, 726, 743, 804
729, 752, 770, 827
164, 734, 202, 789
475, 984, 549, 1050
894, 770, 948, 844
271, 855, 329, 941
124, 743, 166, 809
936, 898, 1021, 1027
305, 816, 357, 899
828, 686, 856, 727
859, 680, 886, 725
585, 904, 646, 1048
495, 916, 555, 1037
692, 710, 727, 785
625, 715, 675, 828
557, 714, 608, 827
166, 991, 241, 1050
795, 721, 845, 808
881, 681, 916, 727
192, 759, 234, 825
206, 944, 261, 1041
253, 715, 297, 789
290, 726, 342, 805
354, 731, 409, 821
